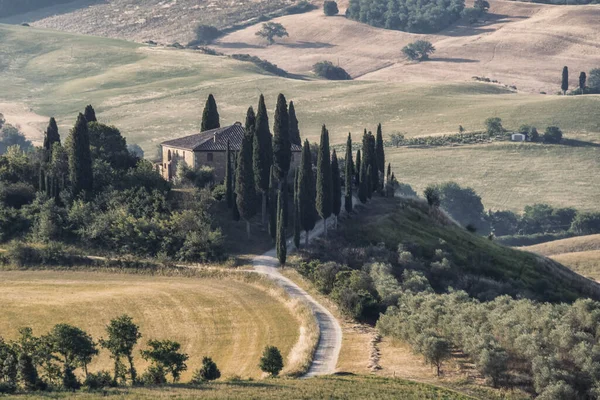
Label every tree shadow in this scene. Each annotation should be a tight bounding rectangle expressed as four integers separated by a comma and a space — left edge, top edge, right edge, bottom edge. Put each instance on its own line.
217, 42, 264, 49
561, 138, 600, 148
281, 41, 335, 49
438, 13, 528, 37
427, 57, 479, 63
0, 0, 107, 23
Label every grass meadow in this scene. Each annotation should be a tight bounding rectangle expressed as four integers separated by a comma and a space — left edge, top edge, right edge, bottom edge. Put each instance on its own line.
0, 270, 303, 381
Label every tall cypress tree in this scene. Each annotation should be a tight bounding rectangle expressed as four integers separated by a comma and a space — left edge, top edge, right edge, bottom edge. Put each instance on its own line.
579, 72, 587, 91
225, 140, 233, 209
232, 152, 240, 221
201, 94, 220, 132
363, 131, 378, 192
288, 101, 301, 146
344, 133, 353, 214
331, 150, 341, 228
387, 163, 392, 181
253, 94, 272, 225
276, 189, 287, 266
561, 66, 569, 95
293, 168, 301, 249
43, 117, 61, 162
268, 166, 277, 241
366, 165, 373, 199
355, 149, 361, 187
83, 105, 97, 123
298, 140, 317, 247
358, 160, 367, 204
375, 123, 385, 180
273, 93, 291, 179
316, 125, 333, 235
68, 113, 93, 198
236, 122, 257, 238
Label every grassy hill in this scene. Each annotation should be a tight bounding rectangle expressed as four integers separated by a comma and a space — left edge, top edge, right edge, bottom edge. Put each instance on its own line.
0, 270, 304, 380
523, 234, 600, 280
333, 197, 600, 303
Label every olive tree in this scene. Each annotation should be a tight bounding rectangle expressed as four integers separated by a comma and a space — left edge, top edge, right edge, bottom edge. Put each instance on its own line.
255, 22, 289, 45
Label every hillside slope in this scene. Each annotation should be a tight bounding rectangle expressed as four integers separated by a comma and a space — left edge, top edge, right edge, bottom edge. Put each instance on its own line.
212, 0, 600, 93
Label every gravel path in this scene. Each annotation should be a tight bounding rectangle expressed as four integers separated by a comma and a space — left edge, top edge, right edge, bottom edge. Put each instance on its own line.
252, 218, 343, 376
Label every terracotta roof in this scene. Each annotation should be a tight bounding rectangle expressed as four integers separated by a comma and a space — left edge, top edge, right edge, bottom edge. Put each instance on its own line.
161, 123, 302, 152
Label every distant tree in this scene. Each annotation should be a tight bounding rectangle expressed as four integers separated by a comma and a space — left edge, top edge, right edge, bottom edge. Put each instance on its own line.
298, 140, 317, 247
43, 117, 60, 162
191, 357, 221, 383
268, 166, 277, 241
236, 114, 258, 238
458, 125, 465, 134
293, 168, 301, 249
543, 126, 563, 144
570, 212, 600, 235
561, 66, 569, 95
62, 365, 80, 390
193, 25, 222, 45
579, 71, 587, 91
424, 186, 441, 207
17, 353, 39, 391
389, 132, 405, 147
474, 0, 490, 12
141, 340, 188, 382
402, 41, 435, 61
83, 105, 97, 123
485, 117, 503, 136
288, 101, 302, 146
358, 160, 368, 204
316, 125, 333, 235
256, 22, 289, 45
0, 124, 33, 155
273, 93, 291, 179
100, 316, 141, 384
254, 95, 272, 225
88, 122, 135, 170
436, 182, 488, 232
462, 7, 483, 24
355, 149, 361, 185
276, 186, 287, 266
589, 68, 600, 92
421, 335, 451, 376
68, 113, 93, 198
366, 165, 373, 199
375, 124, 385, 187
331, 150, 341, 228
127, 143, 144, 158
363, 131, 378, 192
259, 346, 284, 377
313, 61, 352, 80
201, 94, 220, 132
225, 140, 233, 209
344, 133, 353, 214
49, 324, 98, 378
323, 1, 339, 16
529, 126, 540, 142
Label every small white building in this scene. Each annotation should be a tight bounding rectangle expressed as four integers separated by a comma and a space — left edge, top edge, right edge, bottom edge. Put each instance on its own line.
511, 133, 526, 142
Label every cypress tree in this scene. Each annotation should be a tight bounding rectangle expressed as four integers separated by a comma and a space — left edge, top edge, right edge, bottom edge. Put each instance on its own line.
236, 121, 257, 238
68, 113, 93, 198
358, 160, 367, 204
83, 105, 97, 123
293, 168, 301, 249
331, 150, 341, 228
375, 123, 385, 178
268, 166, 277, 241
316, 125, 333, 235
225, 140, 233, 209
366, 165, 373, 199
276, 189, 287, 266
232, 153, 240, 221
289, 101, 301, 146
43, 117, 61, 162
298, 140, 317, 247
561, 66, 569, 95
201, 94, 220, 132
253, 94, 273, 225
355, 149, 361, 187
579, 72, 587, 91
387, 163, 392, 181
344, 133, 353, 214
273, 93, 291, 179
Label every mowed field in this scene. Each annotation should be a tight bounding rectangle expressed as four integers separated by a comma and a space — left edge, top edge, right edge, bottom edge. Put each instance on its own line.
0, 271, 301, 380
524, 235, 600, 280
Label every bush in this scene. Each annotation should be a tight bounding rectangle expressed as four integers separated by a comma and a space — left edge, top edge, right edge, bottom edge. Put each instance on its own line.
402, 40, 435, 61
83, 371, 114, 390
285, 1, 317, 14
543, 126, 563, 144
0, 182, 36, 209
424, 186, 440, 207
461, 7, 484, 24
313, 61, 351, 80
485, 117, 503, 135
570, 212, 600, 235
259, 346, 284, 376
191, 357, 221, 383
231, 54, 288, 77
140, 365, 167, 386
323, 1, 339, 16
192, 25, 222, 45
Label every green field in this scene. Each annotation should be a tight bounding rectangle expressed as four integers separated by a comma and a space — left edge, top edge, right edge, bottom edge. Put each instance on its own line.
0, 270, 304, 380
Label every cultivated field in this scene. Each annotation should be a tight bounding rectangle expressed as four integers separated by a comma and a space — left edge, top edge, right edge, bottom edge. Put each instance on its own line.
0, 270, 302, 380
524, 235, 600, 280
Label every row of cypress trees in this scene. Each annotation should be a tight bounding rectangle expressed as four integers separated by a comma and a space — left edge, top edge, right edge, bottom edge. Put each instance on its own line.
205, 93, 392, 266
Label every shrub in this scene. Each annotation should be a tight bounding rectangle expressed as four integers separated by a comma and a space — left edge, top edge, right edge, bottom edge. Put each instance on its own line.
313, 61, 351, 80
323, 1, 339, 16
83, 371, 114, 390
0, 182, 36, 208
424, 186, 440, 207
402, 40, 435, 61
192, 25, 222, 45
140, 340, 189, 382
285, 1, 317, 14
485, 117, 503, 135
140, 365, 167, 386
62, 366, 81, 391
461, 7, 484, 24
191, 357, 221, 383
259, 346, 284, 376
570, 212, 600, 235
231, 54, 288, 77
543, 126, 563, 144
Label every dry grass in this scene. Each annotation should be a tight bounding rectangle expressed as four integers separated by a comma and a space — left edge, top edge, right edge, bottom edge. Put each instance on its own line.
549, 250, 600, 281
523, 234, 600, 256
0, 270, 304, 381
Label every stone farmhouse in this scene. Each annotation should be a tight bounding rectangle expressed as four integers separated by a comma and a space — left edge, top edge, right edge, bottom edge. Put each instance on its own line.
160, 123, 302, 182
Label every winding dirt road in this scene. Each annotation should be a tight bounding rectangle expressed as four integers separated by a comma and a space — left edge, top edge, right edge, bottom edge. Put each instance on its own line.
252, 220, 343, 376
